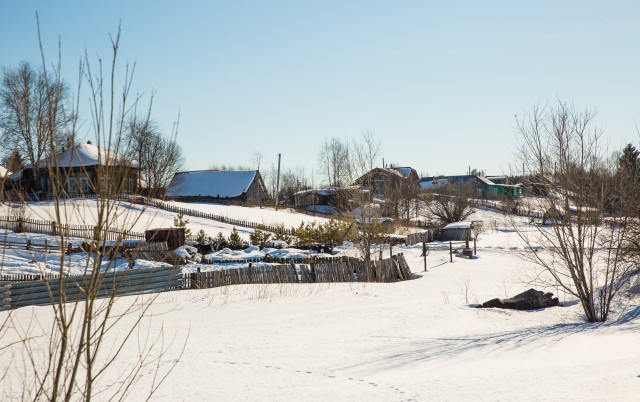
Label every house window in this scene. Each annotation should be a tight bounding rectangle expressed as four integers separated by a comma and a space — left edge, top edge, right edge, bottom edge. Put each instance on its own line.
68, 178, 76, 193
80, 177, 90, 193
476, 189, 482, 197
491, 188, 498, 196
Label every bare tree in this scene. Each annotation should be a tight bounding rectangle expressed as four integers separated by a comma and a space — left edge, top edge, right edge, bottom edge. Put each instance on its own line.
346, 132, 385, 262
318, 136, 350, 187
513, 100, 637, 322
0, 24, 184, 400
383, 169, 420, 220
0, 61, 72, 188
278, 166, 309, 204
251, 151, 263, 170
425, 182, 475, 225
126, 115, 184, 197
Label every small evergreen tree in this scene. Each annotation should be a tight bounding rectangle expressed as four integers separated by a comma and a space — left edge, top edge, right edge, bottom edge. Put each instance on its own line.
228, 227, 242, 245
173, 213, 191, 237
215, 232, 226, 246
196, 229, 209, 243
273, 224, 294, 244
249, 228, 272, 245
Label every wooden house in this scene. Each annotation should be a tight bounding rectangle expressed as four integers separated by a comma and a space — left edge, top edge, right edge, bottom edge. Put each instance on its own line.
441, 221, 475, 241
293, 186, 361, 214
12, 141, 137, 197
355, 166, 420, 198
165, 170, 268, 205
420, 174, 523, 199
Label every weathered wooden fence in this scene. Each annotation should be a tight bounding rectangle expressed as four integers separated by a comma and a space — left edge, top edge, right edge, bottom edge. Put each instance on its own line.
0, 266, 182, 311
405, 230, 438, 245
106, 195, 298, 236
186, 253, 413, 289
472, 199, 544, 219
0, 215, 147, 242
0, 273, 61, 283
1, 254, 414, 310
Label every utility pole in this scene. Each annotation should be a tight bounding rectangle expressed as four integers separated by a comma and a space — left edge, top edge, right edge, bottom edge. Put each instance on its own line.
275, 153, 281, 211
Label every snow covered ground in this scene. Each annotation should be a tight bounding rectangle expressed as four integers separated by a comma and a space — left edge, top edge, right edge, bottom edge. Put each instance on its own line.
1, 203, 639, 401
0, 199, 330, 242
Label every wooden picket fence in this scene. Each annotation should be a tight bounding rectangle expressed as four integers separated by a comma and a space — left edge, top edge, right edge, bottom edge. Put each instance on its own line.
472, 199, 544, 219
0, 273, 61, 283
0, 254, 414, 310
106, 195, 297, 236
405, 230, 438, 245
0, 215, 147, 242
186, 253, 413, 289
0, 266, 182, 311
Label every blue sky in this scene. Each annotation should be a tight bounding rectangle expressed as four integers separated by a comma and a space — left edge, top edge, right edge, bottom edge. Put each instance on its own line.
2, 1, 640, 180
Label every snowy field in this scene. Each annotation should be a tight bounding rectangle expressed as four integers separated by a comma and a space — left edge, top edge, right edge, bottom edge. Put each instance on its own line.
0, 199, 330, 242
1, 204, 639, 401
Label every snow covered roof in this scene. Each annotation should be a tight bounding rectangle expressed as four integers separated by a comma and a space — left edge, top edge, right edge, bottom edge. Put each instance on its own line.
476, 175, 495, 185
443, 221, 472, 229
294, 185, 359, 197
295, 188, 338, 197
26, 142, 132, 169
420, 178, 448, 189
166, 170, 259, 199
390, 167, 414, 178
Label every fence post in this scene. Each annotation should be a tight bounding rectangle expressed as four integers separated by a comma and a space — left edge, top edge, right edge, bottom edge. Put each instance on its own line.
422, 241, 427, 272
474, 238, 477, 256
449, 241, 453, 263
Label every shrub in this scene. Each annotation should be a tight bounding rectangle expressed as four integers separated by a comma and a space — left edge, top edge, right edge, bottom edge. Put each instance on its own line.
249, 228, 272, 245
173, 213, 191, 237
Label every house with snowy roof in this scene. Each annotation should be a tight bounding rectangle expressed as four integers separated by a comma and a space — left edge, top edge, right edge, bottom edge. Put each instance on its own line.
419, 174, 523, 199
354, 166, 420, 198
165, 170, 268, 205
15, 141, 138, 197
293, 186, 362, 214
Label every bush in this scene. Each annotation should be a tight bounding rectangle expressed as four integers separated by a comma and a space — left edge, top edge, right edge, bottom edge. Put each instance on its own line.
196, 229, 209, 243
173, 213, 191, 237
294, 219, 358, 248
249, 228, 272, 245
272, 224, 294, 244
228, 227, 242, 245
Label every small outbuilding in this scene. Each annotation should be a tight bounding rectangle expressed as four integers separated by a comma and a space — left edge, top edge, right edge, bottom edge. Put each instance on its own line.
441, 221, 475, 242
145, 227, 186, 250
165, 170, 268, 205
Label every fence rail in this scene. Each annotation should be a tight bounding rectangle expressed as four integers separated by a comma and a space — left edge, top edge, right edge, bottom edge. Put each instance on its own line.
1, 254, 414, 310
405, 230, 438, 245
0, 215, 147, 242
186, 253, 413, 290
0, 266, 182, 310
472, 199, 544, 219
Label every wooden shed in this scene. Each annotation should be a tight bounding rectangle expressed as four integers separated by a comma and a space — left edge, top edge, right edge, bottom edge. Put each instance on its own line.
145, 228, 185, 250
441, 222, 474, 242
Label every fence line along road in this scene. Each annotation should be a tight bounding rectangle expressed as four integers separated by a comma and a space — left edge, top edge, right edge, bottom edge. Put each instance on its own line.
3, 195, 436, 246
186, 253, 413, 290
1, 254, 414, 310
0, 266, 182, 311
